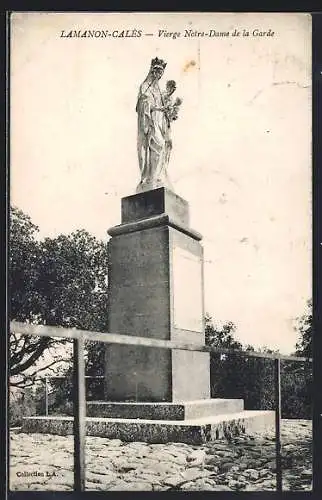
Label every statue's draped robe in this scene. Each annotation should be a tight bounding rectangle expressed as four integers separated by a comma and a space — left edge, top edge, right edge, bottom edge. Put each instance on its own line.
136, 79, 171, 191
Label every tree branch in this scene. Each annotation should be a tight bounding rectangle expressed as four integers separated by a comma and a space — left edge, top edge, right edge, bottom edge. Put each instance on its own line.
25, 358, 72, 379
10, 337, 50, 376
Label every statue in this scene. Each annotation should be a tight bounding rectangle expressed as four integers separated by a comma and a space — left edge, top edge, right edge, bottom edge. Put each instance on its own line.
136, 58, 182, 193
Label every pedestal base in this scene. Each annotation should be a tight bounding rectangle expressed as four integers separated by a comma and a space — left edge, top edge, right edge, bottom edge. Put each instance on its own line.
22, 410, 275, 445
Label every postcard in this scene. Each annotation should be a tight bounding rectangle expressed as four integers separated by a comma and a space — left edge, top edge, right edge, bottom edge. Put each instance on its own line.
9, 11, 312, 493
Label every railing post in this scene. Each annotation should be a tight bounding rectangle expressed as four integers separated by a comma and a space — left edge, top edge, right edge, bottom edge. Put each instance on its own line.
45, 377, 49, 417
274, 357, 282, 491
134, 372, 138, 402
73, 335, 86, 492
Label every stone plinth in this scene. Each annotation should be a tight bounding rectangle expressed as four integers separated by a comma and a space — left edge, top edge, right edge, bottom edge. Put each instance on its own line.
105, 188, 209, 402
87, 399, 244, 420
121, 188, 189, 226
21, 410, 275, 445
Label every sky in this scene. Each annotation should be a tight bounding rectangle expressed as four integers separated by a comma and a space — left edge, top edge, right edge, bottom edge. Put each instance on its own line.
10, 12, 312, 353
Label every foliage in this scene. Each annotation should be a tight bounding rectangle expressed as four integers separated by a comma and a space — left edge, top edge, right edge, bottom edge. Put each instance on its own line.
206, 314, 311, 418
47, 376, 74, 415
295, 300, 312, 358
281, 361, 312, 419
205, 314, 241, 350
206, 316, 275, 411
47, 372, 105, 414
9, 206, 109, 385
288, 299, 313, 418
9, 383, 53, 426
10, 207, 42, 323
9, 389, 35, 427
10, 207, 52, 380
10, 388, 37, 427
35, 231, 109, 331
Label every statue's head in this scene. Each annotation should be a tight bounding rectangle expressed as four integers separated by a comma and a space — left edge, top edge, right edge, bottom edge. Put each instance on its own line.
150, 57, 167, 81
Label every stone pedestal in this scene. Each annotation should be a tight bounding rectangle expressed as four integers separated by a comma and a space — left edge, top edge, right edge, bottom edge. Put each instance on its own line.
21, 187, 276, 443
105, 187, 210, 402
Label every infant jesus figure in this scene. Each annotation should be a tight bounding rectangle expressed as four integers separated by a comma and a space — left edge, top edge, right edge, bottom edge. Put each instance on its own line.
162, 80, 183, 169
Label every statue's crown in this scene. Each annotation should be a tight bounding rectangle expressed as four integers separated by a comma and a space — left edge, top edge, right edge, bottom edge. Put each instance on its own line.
151, 57, 167, 70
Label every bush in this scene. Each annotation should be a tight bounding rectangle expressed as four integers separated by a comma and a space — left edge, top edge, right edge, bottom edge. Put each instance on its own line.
9, 389, 37, 427
210, 353, 275, 410
210, 353, 312, 418
46, 373, 105, 415
281, 361, 312, 418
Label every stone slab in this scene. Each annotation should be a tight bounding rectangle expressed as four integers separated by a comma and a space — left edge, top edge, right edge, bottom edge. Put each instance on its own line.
21, 410, 275, 445
121, 188, 190, 227
87, 399, 244, 420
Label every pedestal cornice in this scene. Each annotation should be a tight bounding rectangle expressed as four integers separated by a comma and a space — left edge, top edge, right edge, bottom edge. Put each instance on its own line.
107, 214, 202, 241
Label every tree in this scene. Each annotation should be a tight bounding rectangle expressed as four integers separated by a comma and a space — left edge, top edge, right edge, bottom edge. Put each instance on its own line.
281, 360, 312, 418
205, 314, 277, 412
10, 207, 43, 323
205, 314, 241, 350
9, 206, 109, 386
10, 206, 52, 383
295, 300, 312, 358
283, 299, 314, 419
205, 310, 312, 419
36, 230, 109, 331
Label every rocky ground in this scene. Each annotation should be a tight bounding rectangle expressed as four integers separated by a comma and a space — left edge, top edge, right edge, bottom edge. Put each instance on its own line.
9, 419, 312, 492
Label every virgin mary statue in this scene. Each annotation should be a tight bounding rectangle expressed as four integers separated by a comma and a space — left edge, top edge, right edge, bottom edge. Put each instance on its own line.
136, 58, 173, 193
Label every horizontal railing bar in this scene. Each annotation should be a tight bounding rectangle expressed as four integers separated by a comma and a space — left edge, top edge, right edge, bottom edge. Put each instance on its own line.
10, 321, 312, 362
11, 321, 79, 340
212, 347, 312, 362
85, 330, 207, 353
36, 376, 105, 379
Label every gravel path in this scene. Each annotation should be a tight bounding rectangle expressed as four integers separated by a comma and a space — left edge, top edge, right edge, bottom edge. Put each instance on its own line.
9, 419, 312, 492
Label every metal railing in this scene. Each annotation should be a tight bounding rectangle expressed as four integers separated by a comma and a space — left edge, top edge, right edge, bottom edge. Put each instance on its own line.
40, 372, 147, 415
39, 375, 104, 417
9, 321, 312, 492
